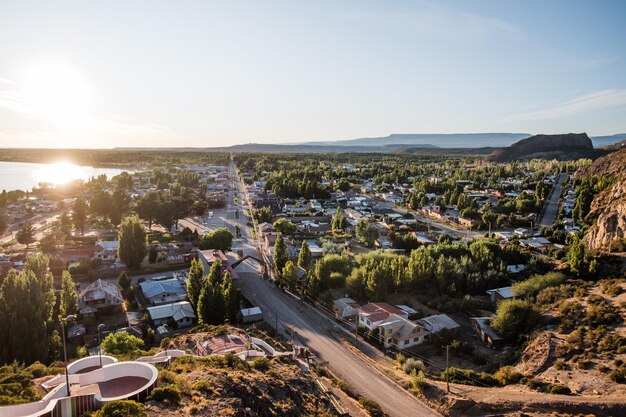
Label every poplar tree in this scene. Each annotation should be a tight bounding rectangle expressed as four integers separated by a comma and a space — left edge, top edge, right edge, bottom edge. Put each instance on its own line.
274, 233, 288, 278
59, 270, 78, 318
298, 241, 311, 270
186, 258, 205, 308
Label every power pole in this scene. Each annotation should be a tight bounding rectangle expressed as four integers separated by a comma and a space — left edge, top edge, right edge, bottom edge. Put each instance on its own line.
446, 344, 450, 393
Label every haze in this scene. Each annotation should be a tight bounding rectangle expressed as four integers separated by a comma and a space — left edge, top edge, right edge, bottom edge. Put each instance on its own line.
0, 0, 625, 148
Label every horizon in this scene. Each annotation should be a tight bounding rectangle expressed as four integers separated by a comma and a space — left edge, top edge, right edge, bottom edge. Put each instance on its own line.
1, 1, 625, 148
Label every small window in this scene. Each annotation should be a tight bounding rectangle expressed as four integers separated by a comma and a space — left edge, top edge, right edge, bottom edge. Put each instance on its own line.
404, 340, 409, 345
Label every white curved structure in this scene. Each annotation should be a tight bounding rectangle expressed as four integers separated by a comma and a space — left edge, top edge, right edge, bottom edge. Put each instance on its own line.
0, 360, 158, 417
67, 355, 118, 374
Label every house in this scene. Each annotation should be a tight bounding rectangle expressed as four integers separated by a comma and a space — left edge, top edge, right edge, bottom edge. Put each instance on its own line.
240, 307, 263, 324
506, 264, 527, 274
139, 278, 187, 306
520, 237, 552, 253
486, 286, 515, 304
94, 240, 119, 262
147, 301, 197, 328
333, 298, 361, 321
358, 303, 408, 330
198, 249, 238, 279
514, 228, 530, 238
78, 279, 124, 316
358, 302, 431, 349
412, 233, 435, 246
307, 242, 324, 258
471, 317, 504, 348
417, 314, 460, 334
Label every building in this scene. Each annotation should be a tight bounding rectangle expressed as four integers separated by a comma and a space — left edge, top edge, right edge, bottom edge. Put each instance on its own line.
417, 314, 460, 334
146, 301, 196, 328
94, 240, 119, 262
240, 307, 263, 324
357, 303, 431, 349
486, 286, 515, 304
333, 298, 361, 321
78, 279, 124, 316
139, 278, 187, 306
471, 317, 504, 348
198, 249, 238, 279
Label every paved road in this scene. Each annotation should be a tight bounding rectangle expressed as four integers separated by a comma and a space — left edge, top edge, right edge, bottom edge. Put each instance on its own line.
230, 158, 441, 417
539, 172, 566, 227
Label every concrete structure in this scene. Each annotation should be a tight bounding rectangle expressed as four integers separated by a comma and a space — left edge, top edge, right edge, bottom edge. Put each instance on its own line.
0, 358, 158, 417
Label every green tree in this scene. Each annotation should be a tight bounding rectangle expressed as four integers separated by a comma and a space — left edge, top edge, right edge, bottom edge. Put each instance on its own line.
273, 218, 297, 235
568, 235, 588, 276
332, 207, 347, 231
197, 279, 216, 325
355, 220, 379, 247
59, 271, 78, 318
59, 211, 72, 236
39, 230, 62, 254
118, 216, 148, 269
221, 271, 238, 322
491, 299, 540, 342
274, 233, 288, 278
297, 240, 312, 270
282, 260, 298, 291
186, 258, 205, 308
72, 197, 88, 235
101, 332, 144, 354
0, 209, 7, 235
136, 191, 159, 229
199, 227, 233, 252
16, 222, 35, 249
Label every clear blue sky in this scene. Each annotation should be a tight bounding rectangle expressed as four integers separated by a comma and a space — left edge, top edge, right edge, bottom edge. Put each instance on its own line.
0, 0, 625, 148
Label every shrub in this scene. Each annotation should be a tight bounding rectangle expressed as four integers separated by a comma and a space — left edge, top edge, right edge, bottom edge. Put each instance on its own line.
251, 357, 271, 371
547, 384, 571, 395
410, 369, 427, 393
359, 398, 384, 417
192, 380, 212, 394
440, 368, 497, 387
95, 400, 147, 417
24, 362, 48, 378
402, 358, 425, 375
491, 299, 541, 342
335, 379, 355, 398
493, 366, 522, 386
101, 332, 144, 355
395, 353, 406, 368
149, 386, 181, 405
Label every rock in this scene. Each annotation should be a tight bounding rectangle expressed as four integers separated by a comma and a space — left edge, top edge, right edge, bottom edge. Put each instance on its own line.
579, 148, 626, 251
486, 133, 595, 162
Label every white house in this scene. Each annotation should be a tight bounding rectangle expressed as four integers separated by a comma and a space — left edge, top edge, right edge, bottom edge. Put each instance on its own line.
140, 278, 187, 306
94, 240, 119, 262
147, 301, 196, 328
417, 314, 460, 334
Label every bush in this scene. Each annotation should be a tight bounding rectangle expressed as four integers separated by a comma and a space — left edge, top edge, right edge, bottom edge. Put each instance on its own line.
95, 400, 147, 417
493, 366, 522, 386
359, 398, 384, 417
101, 332, 144, 355
440, 368, 497, 387
491, 299, 541, 342
402, 358, 424, 375
149, 386, 181, 405
410, 369, 427, 393
395, 353, 406, 367
251, 357, 271, 372
192, 380, 212, 394
547, 384, 571, 395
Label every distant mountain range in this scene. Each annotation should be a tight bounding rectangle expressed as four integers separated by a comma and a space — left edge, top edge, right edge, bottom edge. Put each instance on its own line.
117, 132, 626, 154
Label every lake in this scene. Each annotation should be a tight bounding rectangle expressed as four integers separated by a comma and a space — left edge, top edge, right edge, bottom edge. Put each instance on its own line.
0, 161, 134, 192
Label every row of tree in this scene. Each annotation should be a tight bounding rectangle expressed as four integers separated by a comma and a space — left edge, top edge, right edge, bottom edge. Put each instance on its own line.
186, 258, 237, 325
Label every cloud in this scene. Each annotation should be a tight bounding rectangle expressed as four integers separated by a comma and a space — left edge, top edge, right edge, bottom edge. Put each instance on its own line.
502, 89, 626, 122
339, 1, 523, 39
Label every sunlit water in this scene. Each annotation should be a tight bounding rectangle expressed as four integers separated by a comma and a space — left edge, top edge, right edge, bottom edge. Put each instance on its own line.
0, 161, 133, 192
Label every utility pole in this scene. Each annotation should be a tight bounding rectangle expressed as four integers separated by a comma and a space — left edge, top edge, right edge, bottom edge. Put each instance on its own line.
445, 344, 450, 393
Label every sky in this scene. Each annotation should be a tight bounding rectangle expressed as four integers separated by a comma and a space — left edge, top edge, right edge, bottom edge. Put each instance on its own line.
0, 0, 625, 148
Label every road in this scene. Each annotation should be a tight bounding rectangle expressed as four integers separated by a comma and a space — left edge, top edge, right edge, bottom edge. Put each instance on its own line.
539, 172, 566, 227
229, 157, 441, 417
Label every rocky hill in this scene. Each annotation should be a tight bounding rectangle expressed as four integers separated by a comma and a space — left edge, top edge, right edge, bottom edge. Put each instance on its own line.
485, 133, 596, 162
579, 148, 626, 251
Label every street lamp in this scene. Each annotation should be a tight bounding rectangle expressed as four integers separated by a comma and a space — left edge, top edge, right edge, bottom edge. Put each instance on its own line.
162, 324, 169, 357
97, 324, 106, 368
60, 314, 77, 397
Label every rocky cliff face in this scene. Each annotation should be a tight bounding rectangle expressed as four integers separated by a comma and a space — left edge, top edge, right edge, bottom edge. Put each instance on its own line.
580, 148, 626, 251
486, 133, 594, 162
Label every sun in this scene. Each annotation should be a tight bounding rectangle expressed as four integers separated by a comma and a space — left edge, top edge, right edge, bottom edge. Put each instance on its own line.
22, 61, 92, 123
33, 161, 88, 186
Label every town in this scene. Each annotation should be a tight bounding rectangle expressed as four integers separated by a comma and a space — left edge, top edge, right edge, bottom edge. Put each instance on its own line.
0, 144, 624, 417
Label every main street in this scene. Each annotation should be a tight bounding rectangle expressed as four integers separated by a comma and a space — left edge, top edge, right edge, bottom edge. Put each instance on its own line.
228, 158, 441, 417
539, 172, 566, 227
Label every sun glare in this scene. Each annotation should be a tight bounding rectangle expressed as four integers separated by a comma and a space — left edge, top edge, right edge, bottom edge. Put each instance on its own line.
22, 61, 92, 123
33, 161, 88, 186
